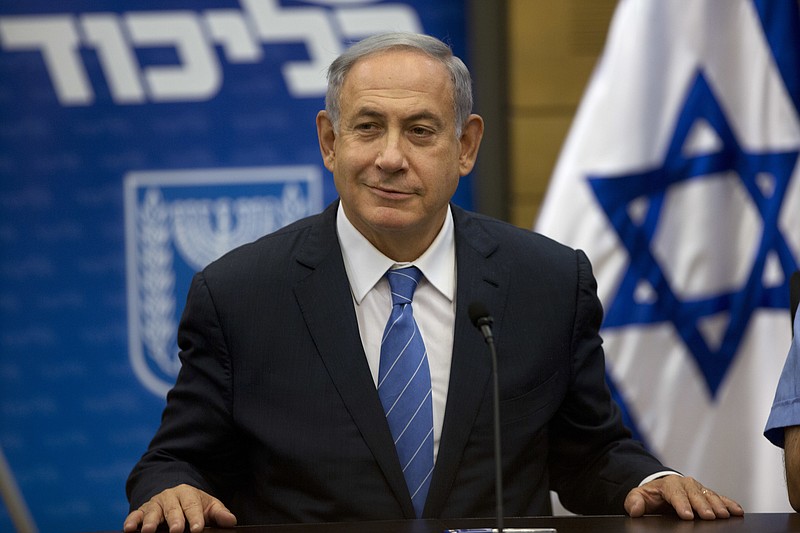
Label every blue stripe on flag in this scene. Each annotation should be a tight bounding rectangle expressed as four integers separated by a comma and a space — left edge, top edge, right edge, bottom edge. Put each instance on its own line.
754, 0, 800, 111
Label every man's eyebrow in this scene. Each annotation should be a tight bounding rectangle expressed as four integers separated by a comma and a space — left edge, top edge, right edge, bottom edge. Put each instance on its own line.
352, 108, 445, 128
352, 107, 385, 120
405, 111, 444, 128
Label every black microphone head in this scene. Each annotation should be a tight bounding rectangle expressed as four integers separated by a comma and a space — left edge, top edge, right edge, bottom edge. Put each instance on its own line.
468, 301, 493, 328
791, 270, 799, 329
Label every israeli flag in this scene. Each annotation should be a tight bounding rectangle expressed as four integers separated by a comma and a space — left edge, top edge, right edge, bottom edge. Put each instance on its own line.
536, 0, 800, 512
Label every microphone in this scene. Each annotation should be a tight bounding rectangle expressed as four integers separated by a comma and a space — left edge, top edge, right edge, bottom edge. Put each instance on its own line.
469, 301, 494, 342
791, 271, 799, 336
468, 302, 504, 533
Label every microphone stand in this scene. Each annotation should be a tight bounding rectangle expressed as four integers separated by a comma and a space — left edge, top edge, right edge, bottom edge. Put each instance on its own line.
485, 328, 503, 533
470, 303, 504, 533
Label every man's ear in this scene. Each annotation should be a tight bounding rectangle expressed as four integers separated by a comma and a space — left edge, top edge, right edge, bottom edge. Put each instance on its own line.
316, 110, 336, 172
458, 114, 484, 176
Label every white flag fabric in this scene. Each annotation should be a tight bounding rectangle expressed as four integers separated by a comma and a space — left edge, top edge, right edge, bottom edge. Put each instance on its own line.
536, 0, 800, 512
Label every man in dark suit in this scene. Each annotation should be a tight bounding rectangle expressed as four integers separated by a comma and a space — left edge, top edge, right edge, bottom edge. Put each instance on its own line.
124, 32, 743, 533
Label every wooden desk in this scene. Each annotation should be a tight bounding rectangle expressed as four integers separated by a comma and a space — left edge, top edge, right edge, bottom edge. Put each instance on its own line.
95, 513, 800, 532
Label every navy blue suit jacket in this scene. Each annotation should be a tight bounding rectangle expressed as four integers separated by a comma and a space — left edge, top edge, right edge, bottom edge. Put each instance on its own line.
126, 202, 666, 523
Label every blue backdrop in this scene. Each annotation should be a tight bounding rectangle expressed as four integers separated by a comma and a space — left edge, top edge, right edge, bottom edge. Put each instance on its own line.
0, 1, 471, 531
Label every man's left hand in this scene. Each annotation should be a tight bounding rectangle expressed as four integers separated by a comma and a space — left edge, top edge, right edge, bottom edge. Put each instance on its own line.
624, 475, 744, 520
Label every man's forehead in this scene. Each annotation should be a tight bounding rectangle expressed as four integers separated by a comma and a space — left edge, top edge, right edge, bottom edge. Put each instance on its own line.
353, 46, 436, 66
340, 50, 453, 108
344, 48, 449, 85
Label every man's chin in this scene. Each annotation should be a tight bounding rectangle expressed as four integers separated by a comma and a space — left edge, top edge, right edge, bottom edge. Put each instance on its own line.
364, 206, 420, 230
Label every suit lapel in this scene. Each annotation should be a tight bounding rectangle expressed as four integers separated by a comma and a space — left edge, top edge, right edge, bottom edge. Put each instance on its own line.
424, 207, 509, 517
292, 203, 415, 517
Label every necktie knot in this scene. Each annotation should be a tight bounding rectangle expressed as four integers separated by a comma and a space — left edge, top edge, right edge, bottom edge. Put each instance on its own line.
387, 266, 422, 306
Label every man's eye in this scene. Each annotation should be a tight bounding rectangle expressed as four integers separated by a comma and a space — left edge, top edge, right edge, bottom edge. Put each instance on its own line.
356, 123, 379, 132
410, 127, 433, 137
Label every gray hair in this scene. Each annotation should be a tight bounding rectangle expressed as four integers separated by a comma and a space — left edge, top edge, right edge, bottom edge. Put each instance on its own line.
325, 32, 473, 136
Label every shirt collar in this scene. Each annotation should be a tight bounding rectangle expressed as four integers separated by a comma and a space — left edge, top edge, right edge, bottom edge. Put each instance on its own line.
336, 202, 456, 304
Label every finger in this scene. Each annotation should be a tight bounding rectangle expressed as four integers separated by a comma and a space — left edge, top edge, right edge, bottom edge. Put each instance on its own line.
138, 502, 168, 533
623, 489, 646, 517
721, 494, 745, 516
704, 489, 735, 519
154, 490, 187, 533
663, 485, 694, 520
122, 509, 143, 533
178, 489, 207, 533
691, 488, 723, 520
207, 499, 238, 528
697, 489, 745, 519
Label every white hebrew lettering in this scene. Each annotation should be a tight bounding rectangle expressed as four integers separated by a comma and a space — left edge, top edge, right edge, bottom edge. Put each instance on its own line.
81, 13, 146, 103
125, 12, 222, 102
240, 0, 341, 97
0, 15, 92, 105
0, 2, 425, 105
204, 9, 263, 63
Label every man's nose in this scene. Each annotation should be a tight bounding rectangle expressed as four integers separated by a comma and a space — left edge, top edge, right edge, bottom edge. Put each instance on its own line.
375, 131, 408, 173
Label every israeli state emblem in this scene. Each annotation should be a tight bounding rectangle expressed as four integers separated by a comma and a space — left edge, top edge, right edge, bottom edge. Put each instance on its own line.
124, 166, 323, 397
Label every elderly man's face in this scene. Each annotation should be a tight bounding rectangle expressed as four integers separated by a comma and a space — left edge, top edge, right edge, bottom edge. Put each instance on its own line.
317, 48, 482, 260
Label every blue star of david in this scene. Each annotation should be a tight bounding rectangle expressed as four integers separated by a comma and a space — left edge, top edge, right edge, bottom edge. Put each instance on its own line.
589, 70, 799, 398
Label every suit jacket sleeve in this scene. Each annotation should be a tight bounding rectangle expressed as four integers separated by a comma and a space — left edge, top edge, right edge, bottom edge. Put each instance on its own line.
546, 249, 665, 513
126, 271, 243, 508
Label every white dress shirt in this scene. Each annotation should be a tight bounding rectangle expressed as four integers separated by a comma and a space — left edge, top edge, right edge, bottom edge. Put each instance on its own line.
336, 203, 455, 460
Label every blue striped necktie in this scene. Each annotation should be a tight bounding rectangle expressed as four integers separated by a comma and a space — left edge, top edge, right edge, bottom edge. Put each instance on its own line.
378, 266, 434, 517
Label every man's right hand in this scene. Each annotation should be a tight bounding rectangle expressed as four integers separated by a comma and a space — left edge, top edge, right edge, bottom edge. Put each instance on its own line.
123, 484, 237, 533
